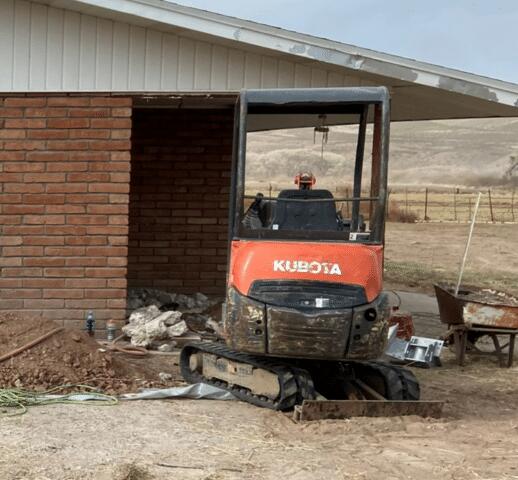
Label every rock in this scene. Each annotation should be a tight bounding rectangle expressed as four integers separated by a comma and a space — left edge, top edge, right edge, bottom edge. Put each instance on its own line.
194, 292, 209, 308
159, 310, 182, 326
158, 372, 173, 382
157, 343, 176, 352
167, 320, 188, 337
127, 305, 161, 325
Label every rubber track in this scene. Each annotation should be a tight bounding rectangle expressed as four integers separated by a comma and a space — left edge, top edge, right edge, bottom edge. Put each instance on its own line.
363, 361, 420, 401
180, 342, 299, 411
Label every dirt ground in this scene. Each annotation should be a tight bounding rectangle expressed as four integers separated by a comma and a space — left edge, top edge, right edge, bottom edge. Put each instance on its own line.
1, 346, 518, 480
384, 222, 518, 295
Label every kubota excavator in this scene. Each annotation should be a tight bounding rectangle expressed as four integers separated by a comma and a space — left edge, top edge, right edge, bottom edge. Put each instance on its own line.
180, 88, 439, 419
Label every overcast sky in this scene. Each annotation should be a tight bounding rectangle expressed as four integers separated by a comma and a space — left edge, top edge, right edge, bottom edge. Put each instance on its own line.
173, 0, 517, 83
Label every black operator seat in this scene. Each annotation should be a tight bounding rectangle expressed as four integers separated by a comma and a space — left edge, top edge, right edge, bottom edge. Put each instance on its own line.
271, 189, 339, 231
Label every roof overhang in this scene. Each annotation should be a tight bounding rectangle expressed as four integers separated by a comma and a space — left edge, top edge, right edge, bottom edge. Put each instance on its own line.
33, 0, 518, 120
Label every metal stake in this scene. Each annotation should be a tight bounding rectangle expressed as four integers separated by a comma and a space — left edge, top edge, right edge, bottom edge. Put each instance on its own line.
455, 192, 482, 296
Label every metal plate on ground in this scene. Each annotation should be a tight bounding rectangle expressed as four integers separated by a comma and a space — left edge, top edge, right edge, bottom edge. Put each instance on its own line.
293, 400, 444, 422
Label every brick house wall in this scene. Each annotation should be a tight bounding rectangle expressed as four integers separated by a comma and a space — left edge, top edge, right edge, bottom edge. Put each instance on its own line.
128, 108, 233, 295
0, 95, 132, 327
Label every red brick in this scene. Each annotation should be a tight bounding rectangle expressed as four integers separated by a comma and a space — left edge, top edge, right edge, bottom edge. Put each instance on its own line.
26, 151, 68, 162
44, 267, 84, 277
23, 194, 65, 204
24, 299, 65, 309
24, 173, 66, 183
0, 151, 25, 161
45, 205, 85, 214
4, 97, 46, 107
67, 215, 108, 225
0, 108, 23, 117
66, 194, 109, 204
46, 183, 88, 194
87, 204, 127, 215
90, 162, 130, 172
5, 118, 46, 128
4, 162, 45, 173
45, 225, 87, 235
67, 173, 110, 182
23, 236, 65, 246
66, 299, 106, 309
85, 246, 127, 256
25, 107, 67, 117
65, 257, 106, 267
43, 289, 84, 299
0, 235, 22, 246
0, 193, 22, 204
65, 236, 107, 246
4, 183, 44, 194
91, 118, 131, 129
46, 162, 88, 172
111, 129, 131, 140
23, 257, 66, 267
65, 278, 106, 288
47, 97, 90, 107
3, 204, 45, 215
46, 140, 89, 150
88, 183, 129, 194
23, 278, 65, 288
0, 129, 26, 139
45, 246, 85, 256
27, 129, 69, 140
25, 215, 65, 224
91, 97, 132, 107
89, 140, 131, 151
87, 226, 128, 235
47, 118, 89, 129
4, 225, 45, 235
0, 289, 41, 299
0, 257, 22, 267
69, 108, 110, 117
3, 246, 44, 256
69, 129, 110, 139
85, 268, 126, 278
2, 267, 42, 277
112, 108, 132, 117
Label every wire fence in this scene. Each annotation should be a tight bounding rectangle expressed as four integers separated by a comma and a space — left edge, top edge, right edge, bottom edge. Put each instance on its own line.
388, 187, 517, 223
246, 183, 518, 224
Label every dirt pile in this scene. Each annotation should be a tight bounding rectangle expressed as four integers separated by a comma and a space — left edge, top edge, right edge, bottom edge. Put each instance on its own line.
0, 313, 173, 393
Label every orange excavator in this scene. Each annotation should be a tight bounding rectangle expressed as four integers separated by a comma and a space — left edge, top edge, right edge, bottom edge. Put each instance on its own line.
181, 88, 437, 419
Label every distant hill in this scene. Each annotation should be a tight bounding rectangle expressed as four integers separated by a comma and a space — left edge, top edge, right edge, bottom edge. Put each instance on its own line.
246, 118, 518, 188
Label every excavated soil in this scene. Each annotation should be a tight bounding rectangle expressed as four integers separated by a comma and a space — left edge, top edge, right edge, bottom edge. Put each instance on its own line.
0, 313, 179, 394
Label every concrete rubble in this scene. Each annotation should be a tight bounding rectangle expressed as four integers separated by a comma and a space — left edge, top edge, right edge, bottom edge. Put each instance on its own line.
124, 288, 223, 349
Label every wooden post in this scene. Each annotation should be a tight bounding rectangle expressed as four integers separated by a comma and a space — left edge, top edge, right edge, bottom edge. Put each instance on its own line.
346, 187, 350, 217
269, 183, 272, 200
488, 188, 494, 222
512, 188, 516, 222
424, 188, 429, 221
453, 188, 457, 221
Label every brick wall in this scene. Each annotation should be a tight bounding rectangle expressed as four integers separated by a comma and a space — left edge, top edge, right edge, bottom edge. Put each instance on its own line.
0, 95, 132, 327
128, 108, 233, 295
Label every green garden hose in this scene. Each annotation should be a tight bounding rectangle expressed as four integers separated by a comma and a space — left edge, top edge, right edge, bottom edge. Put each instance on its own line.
0, 384, 118, 416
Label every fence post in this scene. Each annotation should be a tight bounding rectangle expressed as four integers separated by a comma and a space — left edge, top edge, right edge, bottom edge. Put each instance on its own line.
345, 187, 350, 217
488, 188, 494, 222
424, 188, 429, 221
512, 188, 516, 222
453, 188, 457, 221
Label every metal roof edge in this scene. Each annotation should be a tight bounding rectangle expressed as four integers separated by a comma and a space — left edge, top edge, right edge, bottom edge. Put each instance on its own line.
48, 0, 518, 108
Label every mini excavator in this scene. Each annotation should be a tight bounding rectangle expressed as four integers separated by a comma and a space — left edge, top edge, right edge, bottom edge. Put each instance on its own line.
180, 88, 440, 420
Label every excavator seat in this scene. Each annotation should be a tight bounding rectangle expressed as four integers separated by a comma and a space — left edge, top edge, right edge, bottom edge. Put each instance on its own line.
271, 189, 339, 231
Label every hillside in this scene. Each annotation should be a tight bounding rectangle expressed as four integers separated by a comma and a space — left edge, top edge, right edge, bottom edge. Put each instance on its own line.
246, 117, 518, 188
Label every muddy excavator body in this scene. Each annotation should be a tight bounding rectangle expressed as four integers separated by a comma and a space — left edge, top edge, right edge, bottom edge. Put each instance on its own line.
181, 88, 440, 418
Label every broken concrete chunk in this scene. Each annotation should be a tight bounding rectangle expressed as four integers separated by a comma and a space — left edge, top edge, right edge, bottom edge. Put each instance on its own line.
167, 320, 188, 337
157, 343, 176, 352
127, 305, 161, 325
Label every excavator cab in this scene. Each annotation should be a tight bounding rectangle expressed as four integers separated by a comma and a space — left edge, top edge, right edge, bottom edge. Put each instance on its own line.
180, 88, 432, 416
226, 88, 390, 360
